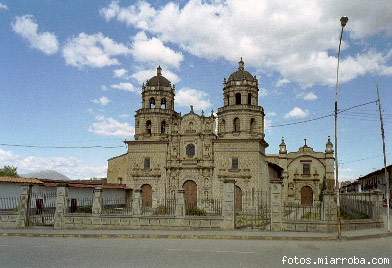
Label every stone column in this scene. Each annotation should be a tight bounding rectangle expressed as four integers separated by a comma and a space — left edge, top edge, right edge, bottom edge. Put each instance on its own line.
175, 190, 185, 217
54, 185, 68, 229
152, 190, 158, 209
322, 192, 337, 221
125, 189, 133, 208
270, 178, 283, 231
16, 185, 31, 228
222, 179, 235, 230
370, 190, 383, 220
132, 189, 141, 215
92, 187, 103, 215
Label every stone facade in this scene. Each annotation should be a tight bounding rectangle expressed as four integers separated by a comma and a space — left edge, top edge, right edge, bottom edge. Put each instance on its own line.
107, 60, 334, 210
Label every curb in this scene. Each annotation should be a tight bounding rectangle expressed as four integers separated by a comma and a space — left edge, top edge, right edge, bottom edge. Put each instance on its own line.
1, 231, 390, 241
0, 232, 337, 241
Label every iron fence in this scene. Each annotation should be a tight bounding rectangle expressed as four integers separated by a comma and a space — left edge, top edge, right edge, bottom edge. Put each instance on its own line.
102, 197, 131, 215
29, 191, 57, 226
283, 203, 322, 221
67, 197, 93, 214
235, 191, 271, 229
185, 198, 222, 216
340, 193, 378, 219
152, 198, 176, 216
0, 196, 20, 214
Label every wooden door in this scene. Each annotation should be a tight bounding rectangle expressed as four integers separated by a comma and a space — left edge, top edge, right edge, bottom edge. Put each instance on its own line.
300, 186, 313, 206
235, 186, 242, 211
141, 184, 152, 208
183, 180, 197, 208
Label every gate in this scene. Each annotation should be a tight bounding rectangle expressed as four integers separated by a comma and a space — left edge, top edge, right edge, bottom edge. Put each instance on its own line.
235, 190, 271, 230
28, 191, 56, 226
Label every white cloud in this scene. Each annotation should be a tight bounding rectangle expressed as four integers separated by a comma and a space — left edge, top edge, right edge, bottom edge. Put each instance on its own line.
88, 115, 134, 138
276, 78, 290, 87
175, 87, 211, 112
284, 107, 309, 119
110, 82, 136, 92
131, 68, 180, 84
0, 3, 8, 11
62, 32, 130, 68
11, 15, 59, 55
130, 31, 183, 68
101, 0, 392, 87
92, 96, 110, 106
113, 68, 128, 78
0, 148, 106, 179
300, 92, 318, 101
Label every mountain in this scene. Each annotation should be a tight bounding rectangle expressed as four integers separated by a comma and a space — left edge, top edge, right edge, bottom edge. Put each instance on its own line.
22, 170, 71, 181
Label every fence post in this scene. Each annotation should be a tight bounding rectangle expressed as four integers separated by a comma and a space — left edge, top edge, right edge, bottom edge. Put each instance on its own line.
54, 184, 68, 229
270, 178, 283, 231
92, 187, 103, 215
175, 190, 185, 217
16, 185, 31, 228
222, 179, 235, 230
132, 189, 141, 216
370, 190, 383, 220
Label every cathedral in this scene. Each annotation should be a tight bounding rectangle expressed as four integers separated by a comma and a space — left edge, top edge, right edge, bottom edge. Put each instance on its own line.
107, 59, 335, 211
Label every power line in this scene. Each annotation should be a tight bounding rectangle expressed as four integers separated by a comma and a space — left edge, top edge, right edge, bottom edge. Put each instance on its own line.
269, 100, 377, 128
0, 143, 126, 149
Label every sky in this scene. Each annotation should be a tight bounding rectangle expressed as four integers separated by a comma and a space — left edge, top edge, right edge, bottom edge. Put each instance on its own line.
0, 0, 391, 180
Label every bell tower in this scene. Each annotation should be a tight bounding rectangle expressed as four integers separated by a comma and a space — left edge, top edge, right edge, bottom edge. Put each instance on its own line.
217, 58, 265, 140
134, 66, 179, 140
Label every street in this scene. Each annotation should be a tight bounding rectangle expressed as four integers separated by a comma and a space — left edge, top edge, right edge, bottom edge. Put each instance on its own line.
0, 236, 391, 268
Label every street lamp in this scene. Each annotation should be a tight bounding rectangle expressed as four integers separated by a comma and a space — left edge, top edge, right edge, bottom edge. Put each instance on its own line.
335, 16, 348, 239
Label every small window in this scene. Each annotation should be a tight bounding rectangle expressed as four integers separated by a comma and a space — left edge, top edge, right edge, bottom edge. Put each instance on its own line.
161, 121, 166, 134
161, 98, 167, 109
146, 120, 152, 135
231, 157, 239, 170
235, 93, 241, 105
233, 118, 240, 132
303, 163, 311, 175
248, 93, 252, 105
186, 144, 195, 157
149, 98, 156, 108
144, 157, 151, 170
118, 177, 123, 184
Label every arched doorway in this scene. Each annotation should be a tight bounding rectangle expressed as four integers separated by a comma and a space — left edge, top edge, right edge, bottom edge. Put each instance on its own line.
141, 184, 152, 208
300, 186, 313, 206
235, 186, 242, 211
183, 180, 197, 209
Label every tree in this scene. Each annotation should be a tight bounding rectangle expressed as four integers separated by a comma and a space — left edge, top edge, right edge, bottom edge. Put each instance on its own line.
0, 165, 18, 177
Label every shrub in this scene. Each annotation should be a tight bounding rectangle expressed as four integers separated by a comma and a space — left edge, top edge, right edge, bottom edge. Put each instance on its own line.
186, 207, 207, 216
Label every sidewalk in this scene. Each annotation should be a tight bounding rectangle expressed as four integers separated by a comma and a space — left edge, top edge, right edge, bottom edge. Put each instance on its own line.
1, 227, 390, 241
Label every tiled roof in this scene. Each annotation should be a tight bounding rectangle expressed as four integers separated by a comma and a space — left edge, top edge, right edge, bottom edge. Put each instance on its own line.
0, 176, 43, 185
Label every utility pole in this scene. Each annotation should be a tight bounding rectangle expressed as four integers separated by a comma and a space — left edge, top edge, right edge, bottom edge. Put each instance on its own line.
376, 85, 390, 232
335, 16, 348, 239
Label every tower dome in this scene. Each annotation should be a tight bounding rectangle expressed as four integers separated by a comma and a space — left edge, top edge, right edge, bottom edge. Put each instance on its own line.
227, 58, 256, 82
146, 66, 171, 87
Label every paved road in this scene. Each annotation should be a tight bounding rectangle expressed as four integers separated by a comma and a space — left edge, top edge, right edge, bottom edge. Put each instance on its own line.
0, 236, 391, 268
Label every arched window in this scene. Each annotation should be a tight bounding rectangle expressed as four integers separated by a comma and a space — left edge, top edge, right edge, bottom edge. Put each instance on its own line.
250, 118, 256, 132
233, 117, 240, 132
161, 98, 167, 109
146, 120, 152, 135
149, 98, 155, 108
141, 184, 152, 208
248, 93, 252, 105
235, 93, 241, 105
161, 120, 166, 134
